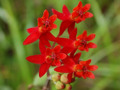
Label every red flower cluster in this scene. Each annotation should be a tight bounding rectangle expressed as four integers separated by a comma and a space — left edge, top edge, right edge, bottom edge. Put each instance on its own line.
23, 1, 98, 89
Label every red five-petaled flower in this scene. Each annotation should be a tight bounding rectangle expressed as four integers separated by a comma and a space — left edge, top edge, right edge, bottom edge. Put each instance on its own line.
23, 10, 57, 49
72, 1, 93, 23
52, 1, 93, 36
56, 30, 97, 53
26, 45, 67, 77
55, 59, 98, 79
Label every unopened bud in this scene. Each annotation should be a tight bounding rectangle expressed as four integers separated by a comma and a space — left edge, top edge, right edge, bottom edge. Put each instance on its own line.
52, 73, 61, 82
60, 73, 69, 84
55, 81, 65, 89
65, 84, 72, 90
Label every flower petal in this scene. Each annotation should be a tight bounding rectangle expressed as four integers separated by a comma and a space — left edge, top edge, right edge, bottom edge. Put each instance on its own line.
73, 1, 82, 11
88, 42, 97, 48
49, 14, 57, 23
86, 34, 96, 41
75, 71, 83, 78
52, 59, 61, 66
26, 55, 45, 64
52, 9, 65, 20
39, 40, 46, 54
88, 65, 98, 71
43, 10, 49, 19
82, 4, 91, 12
58, 53, 67, 59
77, 30, 87, 40
87, 72, 95, 79
62, 58, 75, 66
61, 46, 75, 54
69, 27, 77, 40
73, 52, 81, 63
27, 27, 38, 34
56, 38, 74, 47
23, 31, 40, 45
39, 63, 50, 77
79, 59, 91, 65
46, 32, 56, 41
46, 48, 52, 55
54, 65, 73, 73
59, 20, 73, 36
62, 5, 70, 15
84, 12, 93, 18
54, 45, 61, 53
40, 35, 51, 47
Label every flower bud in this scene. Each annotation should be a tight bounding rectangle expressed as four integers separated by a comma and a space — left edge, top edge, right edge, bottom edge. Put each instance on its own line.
65, 84, 72, 90
60, 73, 69, 84
55, 81, 65, 89
52, 73, 61, 82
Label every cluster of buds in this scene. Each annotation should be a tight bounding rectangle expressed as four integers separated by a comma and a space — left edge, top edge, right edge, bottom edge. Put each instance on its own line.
52, 73, 73, 90
23, 1, 98, 90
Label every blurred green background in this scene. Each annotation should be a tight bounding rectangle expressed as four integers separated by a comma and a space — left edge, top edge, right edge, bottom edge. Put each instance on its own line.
0, 0, 120, 90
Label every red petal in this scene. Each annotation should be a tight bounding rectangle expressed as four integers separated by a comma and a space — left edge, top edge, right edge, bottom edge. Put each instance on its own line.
54, 45, 61, 53
52, 59, 61, 66
40, 35, 51, 47
39, 63, 50, 77
23, 31, 40, 45
27, 27, 38, 34
69, 28, 77, 40
54, 66, 73, 73
46, 32, 56, 41
58, 53, 67, 59
87, 72, 95, 79
59, 20, 73, 36
51, 24, 57, 29
73, 1, 82, 11
26, 55, 45, 64
73, 52, 81, 63
70, 49, 77, 57
88, 42, 97, 48
62, 58, 75, 66
88, 65, 98, 71
56, 38, 74, 46
62, 5, 70, 15
77, 30, 87, 40
82, 4, 91, 12
37, 18, 43, 27
86, 34, 96, 41
39, 40, 46, 54
79, 59, 91, 65
43, 10, 49, 19
84, 12, 93, 18
49, 14, 57, 23
78, 46, 85, 51
52, 9, 65, 20
61, 47, 75, 54
75, 71, 82, 78
85, 46, 89, 52
46, 48, 52, 55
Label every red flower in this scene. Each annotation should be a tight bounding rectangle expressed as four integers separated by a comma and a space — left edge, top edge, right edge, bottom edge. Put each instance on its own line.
26, 45, 67, 77
56, 30, 97, 52
55, 59, 98, 79
23, 10, 57, 47
72, 1, 93, 23
52, 1, 93, 36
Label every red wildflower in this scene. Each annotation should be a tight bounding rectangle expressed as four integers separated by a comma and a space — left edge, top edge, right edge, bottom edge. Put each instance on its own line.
55, 59, 98, 79
52, 1, 93, 36
56, 30, 97, 52
26, 45, 67, 77
23, 10, 57, 48
72, 1, 93, 23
